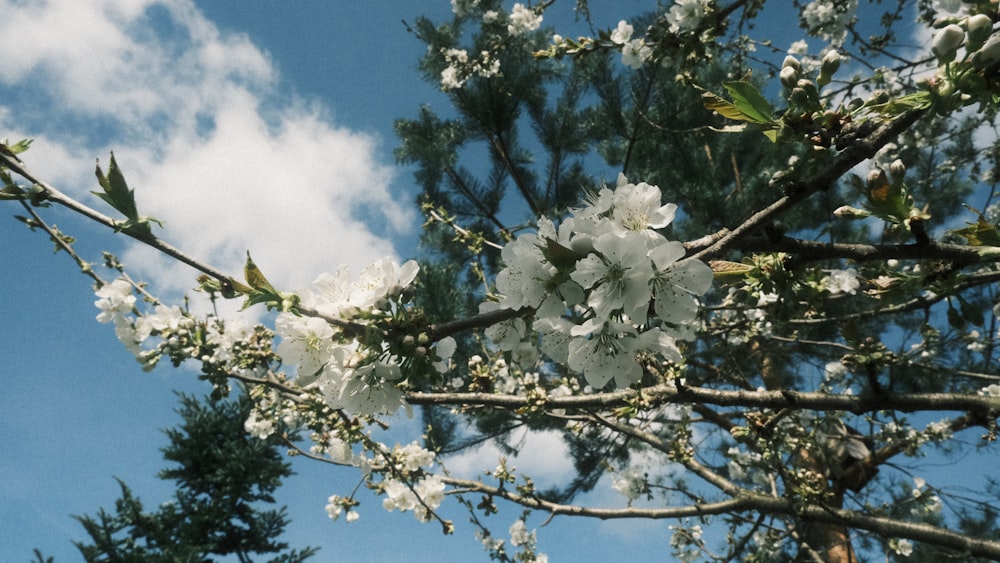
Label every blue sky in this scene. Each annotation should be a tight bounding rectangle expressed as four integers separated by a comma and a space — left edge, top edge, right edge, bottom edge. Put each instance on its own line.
0, 1, 671, 561
3, 1, 996, 562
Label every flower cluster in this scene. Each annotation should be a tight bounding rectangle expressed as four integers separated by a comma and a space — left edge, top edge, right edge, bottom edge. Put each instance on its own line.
440, 47, 501, 91
275, 258, 456, 416
609, 20, 652, 69
377, 442, 445, 522
666, 0, 711, 34
485, 174, 713, 389
800, 0, 858, 45
507, 3, 542, 36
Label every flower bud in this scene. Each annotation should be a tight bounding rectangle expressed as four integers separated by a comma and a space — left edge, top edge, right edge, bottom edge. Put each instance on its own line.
889, 159, 906, 179
819, 50, 842, 86
869, 90, 890, 105
833, 205, 870, 219
782, 55, 802, 73
932, 24, 965, 64
867, 168, 888, 190
973, 33, 1000, 68
967, 14, 993, 49
780, 65, 799, 89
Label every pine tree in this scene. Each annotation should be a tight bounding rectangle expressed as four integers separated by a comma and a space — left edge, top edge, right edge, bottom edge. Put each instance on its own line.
71, 394, 318, 563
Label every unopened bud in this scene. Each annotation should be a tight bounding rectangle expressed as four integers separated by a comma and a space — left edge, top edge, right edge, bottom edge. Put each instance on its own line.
869, 90, 890, 105
817, 50, 841, 88
889, 159, 906, 179
833, 205, 870, 219
867, 168, 888, 189
973, 33, 1000, 68
780, 65, 799, 89
967, 14, 994, 50
932, 24, 965, 64
782, 55, 802, 73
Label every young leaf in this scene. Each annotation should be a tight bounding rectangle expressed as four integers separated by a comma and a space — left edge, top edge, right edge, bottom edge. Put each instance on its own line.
93, 153, 140, 221
949, 208, 1000, 246
244, 252, 278, 294
722, 81, 777, 125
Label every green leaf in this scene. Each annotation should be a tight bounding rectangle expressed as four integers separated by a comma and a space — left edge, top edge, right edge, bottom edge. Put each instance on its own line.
949, 209, 1000, 246
93, 153, 140, 220
244, 252, 277, 294
0, 184, 25, 200
241, 252, 289, 311
708, 260, 755, 280
0, 138, 32, 158
92, 153, 163, 242
721, 81, 777, 125
543, 237, 580, 269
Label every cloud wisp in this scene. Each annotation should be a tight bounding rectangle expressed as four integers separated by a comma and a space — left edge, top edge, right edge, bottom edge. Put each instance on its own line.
0, 0, 415, 296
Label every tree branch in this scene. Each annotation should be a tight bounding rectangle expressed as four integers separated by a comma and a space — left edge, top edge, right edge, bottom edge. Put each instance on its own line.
690, 110, 926, 262
407, 385, 1000, 417
1, 153, 235, 285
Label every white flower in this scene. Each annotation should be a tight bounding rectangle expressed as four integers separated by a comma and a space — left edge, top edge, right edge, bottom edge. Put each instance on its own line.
509, 519, 536, 547
441, 66, 465, 90
451, 0, 478, 16
533, 316, 574, 363
350, 258, 419, 309
481, 301, 527, 351
611, 175, 677, 239
891, 538, 914, 557
610, 20, 634, 44
621, 38, 653, 69
667, 0, 709, 33
495, 231, 557, 310
432, 336, 457, 373
275, 313, 336, 382
395, 441, 436, 472
94, 279, 135, 324
382, 476, 446, 522
333, 362, 410, 416
567, 319, 641, 388
823, 268, 860, 295
571, 231, 654, 321
979, 384, 1000, 397
507, 3, 542, 36
649, 242, 713, 327
134, 304, 190, 341
244, 410, 275, 440
788, 40, 809, 55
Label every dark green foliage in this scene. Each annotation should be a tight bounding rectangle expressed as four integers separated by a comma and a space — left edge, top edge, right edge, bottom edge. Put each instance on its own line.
71, 394, 317, 563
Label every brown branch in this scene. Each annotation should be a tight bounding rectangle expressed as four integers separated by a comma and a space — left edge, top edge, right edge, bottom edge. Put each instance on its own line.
749, 236, 990, 265
407, 385, 1000, 416
436, 474, 1000, 559
1, 153, 235, 285
690, 110, 926, 262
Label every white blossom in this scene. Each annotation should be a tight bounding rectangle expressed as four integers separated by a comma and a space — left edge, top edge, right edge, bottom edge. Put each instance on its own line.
610, 20, 634, 44
823, 268, 860, 295
666, 0, 709, 33
507, 3, 542, 36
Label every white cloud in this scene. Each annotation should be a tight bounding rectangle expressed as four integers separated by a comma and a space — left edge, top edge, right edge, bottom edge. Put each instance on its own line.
0, 0, 414, 297
443, 428, 572, 488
